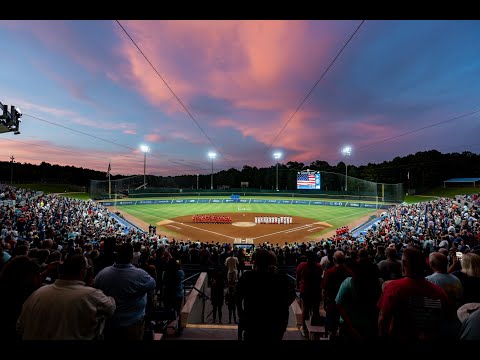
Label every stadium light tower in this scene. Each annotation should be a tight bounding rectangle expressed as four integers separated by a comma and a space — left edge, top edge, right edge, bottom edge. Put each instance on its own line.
208, 152, 216, 190
341, 146, 352, 191
273, 152, 282, 191
140, 145, 150, 188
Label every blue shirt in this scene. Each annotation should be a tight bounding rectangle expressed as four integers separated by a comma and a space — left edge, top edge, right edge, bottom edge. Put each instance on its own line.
94, 263, 156, 327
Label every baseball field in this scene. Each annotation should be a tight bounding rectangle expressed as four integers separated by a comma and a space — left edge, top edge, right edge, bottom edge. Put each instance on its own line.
112, 197, 382, 245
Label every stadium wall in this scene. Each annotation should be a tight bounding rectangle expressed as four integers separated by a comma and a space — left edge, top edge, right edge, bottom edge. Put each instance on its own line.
101, 198, 392, 209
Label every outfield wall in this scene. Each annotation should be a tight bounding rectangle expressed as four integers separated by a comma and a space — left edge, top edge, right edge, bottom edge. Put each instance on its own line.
102, 198, 391, 209
126, 190, 400, 203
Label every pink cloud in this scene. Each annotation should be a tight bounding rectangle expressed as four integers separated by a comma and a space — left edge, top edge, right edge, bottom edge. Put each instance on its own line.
109, 20, 348, 158
115, 20, 335, 115
144, 134, 165, 142
123, 129, 136, 134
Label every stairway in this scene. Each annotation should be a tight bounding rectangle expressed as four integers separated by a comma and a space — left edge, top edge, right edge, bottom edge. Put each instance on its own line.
161, 271, 329, 341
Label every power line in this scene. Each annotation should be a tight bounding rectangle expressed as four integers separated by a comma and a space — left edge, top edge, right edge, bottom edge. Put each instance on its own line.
326, 109, 480, 167
23, 112, 214, 172
265, 20, 365, 155
115, 20, 220, 155
24, 113, 138, 152
356, 109, 480, 151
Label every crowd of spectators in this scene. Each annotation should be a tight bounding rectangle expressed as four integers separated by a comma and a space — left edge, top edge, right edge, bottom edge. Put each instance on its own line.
1, 183, 480, 341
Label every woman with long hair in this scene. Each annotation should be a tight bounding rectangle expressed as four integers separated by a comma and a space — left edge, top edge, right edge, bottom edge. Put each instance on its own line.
452, 252, 480, 305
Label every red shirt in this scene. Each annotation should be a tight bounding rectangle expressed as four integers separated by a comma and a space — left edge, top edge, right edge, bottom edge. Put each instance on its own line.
322, 265, 354, 305
378, 277, 449, 339
296, 261, 323, 294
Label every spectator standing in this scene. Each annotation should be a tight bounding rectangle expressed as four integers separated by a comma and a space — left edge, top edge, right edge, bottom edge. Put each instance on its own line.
225, 284, 237, 324
457, 302, 480, 340
296, 250, 323, 337
335, 253, 382, 340
322, 251, 354, 337
377, 247, 402, 281
94, 243, 156, 340
236, 249, 296, 340
452, 252, 480, 305
17, 254, 115, 340
162, 258, 185, 316
378, 247, 450, 340
225, 250, 239, 284
210, 270, 225, 323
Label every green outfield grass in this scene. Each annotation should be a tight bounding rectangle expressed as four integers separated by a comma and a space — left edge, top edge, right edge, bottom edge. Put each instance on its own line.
118, 201, 377, 238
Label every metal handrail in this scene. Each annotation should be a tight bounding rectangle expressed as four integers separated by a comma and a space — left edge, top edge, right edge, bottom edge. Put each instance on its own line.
191, 285, 210, 300
287, 274, 302, 301
181, 272, 201, 284
181, 272, 210, 302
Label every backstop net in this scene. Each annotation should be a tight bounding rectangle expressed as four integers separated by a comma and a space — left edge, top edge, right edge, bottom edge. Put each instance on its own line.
89, 175, 144, 200
312, 171, 404, 203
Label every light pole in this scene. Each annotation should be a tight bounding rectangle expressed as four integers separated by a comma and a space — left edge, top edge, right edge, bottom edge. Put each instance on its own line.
208, 152, 216, 190
10, 155, 14, 185
341, 146, 352, 191
140, 145, 150, 189
196, 174, 199, 190
273, 152, 282, 191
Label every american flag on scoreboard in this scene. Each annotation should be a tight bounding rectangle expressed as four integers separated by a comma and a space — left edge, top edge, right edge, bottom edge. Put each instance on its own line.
297, 173, 316, 186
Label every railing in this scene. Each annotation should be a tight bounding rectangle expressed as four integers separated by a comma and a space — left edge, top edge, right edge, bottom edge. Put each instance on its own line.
181, 272, 209, 324
286, 274, 302, 302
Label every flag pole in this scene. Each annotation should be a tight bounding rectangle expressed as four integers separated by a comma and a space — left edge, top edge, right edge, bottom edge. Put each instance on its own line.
109, 173, 111, 199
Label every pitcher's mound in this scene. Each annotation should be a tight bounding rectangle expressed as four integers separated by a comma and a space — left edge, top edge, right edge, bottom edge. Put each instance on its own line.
232, 222, 256, 227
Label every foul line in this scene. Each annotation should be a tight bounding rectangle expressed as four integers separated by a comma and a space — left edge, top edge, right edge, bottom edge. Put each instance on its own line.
308, 226, 324, 232
252, 224, 315, 240
166, 224, 181, 230
284, 225, 312, 233
174, 221, 236, 240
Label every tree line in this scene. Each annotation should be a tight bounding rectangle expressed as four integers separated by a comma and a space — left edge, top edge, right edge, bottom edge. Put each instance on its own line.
1, 150, 479, 193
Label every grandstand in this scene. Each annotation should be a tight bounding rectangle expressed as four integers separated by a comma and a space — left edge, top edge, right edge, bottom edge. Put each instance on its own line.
2, 182, 480, 341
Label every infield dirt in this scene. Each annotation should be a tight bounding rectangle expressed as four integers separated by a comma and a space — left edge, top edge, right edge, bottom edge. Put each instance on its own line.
113, 209, 380, 245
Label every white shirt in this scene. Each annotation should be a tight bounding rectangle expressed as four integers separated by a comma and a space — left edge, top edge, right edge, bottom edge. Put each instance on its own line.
17, 280, 116, 340
225, 256, 239, 272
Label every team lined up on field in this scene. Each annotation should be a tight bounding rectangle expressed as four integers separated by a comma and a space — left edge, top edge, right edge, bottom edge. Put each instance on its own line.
192, 215, 233, 224
255, 216, 293, 224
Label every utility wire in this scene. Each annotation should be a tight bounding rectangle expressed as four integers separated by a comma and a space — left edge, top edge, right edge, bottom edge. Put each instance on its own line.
328, 110, 480, 167
24, 113, 138, 152
115, 20, 220, 155
356, 110, 480, 151
265, 20, 365, 155
24, 113, 212, 171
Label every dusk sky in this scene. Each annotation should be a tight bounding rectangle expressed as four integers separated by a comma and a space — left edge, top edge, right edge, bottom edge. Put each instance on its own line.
1, 20, 479, 177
